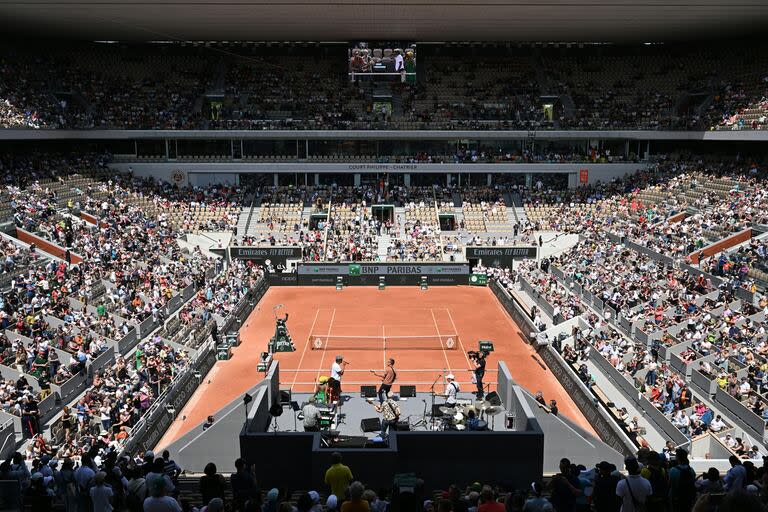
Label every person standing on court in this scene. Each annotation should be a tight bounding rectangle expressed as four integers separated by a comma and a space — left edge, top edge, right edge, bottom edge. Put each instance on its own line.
472, 351, 487, 400
442, 374, 459, 407
371, 358, 397, 403
329, 355, 348, 403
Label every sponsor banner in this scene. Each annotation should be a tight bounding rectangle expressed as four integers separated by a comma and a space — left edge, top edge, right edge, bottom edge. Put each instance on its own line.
230, 247, 303, 263
298, 273, 468, 286
266, 273, 298, 286
466, 246, 538, 267
469, 273, 488, 286
298, 263, 469, 276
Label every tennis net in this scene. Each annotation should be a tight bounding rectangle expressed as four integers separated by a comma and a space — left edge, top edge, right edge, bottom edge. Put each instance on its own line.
309, 334, 459, 351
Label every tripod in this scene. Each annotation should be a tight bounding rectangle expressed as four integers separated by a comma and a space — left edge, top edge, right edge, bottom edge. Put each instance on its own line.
289, 401, 300, 432
429, 373, 442, 431
409, 399, 429, 430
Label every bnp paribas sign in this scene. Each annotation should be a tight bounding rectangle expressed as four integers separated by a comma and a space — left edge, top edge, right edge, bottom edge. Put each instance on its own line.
297, 263, 469, 275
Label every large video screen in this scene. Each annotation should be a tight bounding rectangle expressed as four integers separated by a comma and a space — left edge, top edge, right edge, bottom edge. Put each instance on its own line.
348, 42, 416, 83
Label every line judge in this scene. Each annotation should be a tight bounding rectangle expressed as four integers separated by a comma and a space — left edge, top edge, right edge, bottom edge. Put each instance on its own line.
370, 358, 396, 403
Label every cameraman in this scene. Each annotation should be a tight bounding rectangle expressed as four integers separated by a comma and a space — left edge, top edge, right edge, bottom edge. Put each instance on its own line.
470, 350, 489, 400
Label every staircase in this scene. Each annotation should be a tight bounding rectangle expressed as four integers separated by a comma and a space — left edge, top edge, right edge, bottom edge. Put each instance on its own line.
509, 191, 526, 224
393, 208, 407, 237
235, 208, 251, 240
377, 234, 391, 261
453, 205, 465, 232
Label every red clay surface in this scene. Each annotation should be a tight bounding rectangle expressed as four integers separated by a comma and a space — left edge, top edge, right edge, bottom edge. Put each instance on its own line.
156, 286, 593, 449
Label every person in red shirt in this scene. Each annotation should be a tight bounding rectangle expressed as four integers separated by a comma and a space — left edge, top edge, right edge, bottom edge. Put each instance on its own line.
476, 486, 505, 512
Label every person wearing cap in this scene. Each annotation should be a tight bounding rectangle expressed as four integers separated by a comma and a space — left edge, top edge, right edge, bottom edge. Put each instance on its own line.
523, 482, 552, 512
592, 462, 620, 512
90, 471, 114, 512
615, 457, 651, 512
25, 472, 54, 511
442, 374, 459, 407
315, 376, 329, 404
263, 488, 281, 512
302, 396, 322, 432
327, 494, 340, 512
307, 490, 323, 512
231, 458, 258, 510
669, 448, 696, 512
639, 451, 668, 511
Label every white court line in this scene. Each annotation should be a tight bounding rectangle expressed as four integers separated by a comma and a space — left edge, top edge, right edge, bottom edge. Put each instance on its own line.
290, 308, 321, 390
177, 392, 247, 452
444, 308, 473, 368
382, 324, 386, 370
430, 308, 452, 374
315, 308, 336, 381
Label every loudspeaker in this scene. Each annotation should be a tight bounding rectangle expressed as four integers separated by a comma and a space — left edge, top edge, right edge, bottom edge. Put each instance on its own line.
360, 385, 377, 398
399, 385, 416, 398
395, 421, 410, 431
431, 404, 444, 417
360, 417, 382, 432
486, 391, 502, 406
333, 436, 367, 448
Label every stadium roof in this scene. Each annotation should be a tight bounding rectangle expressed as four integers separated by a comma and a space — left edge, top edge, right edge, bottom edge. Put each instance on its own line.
3, 0, 767, 42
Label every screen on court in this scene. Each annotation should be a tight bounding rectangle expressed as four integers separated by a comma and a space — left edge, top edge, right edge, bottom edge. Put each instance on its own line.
348, 42, 417, 82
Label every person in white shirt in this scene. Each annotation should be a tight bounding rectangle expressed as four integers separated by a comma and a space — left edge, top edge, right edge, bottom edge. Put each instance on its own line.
394, 49, 405, 82
709, 415, 726, 432
328, 355, 348, 403
442, 374, 459, 406
615, 457, 651, 512
739, 378, 751, 396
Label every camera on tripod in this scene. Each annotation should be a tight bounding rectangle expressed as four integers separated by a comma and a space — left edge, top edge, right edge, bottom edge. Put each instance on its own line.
468, 350, 487, 361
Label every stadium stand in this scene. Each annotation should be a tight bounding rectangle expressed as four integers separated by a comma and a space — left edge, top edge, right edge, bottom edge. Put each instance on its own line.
5, 9, 768, 511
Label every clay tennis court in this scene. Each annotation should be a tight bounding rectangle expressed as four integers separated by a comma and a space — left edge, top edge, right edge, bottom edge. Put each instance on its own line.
157, 286, 593, 447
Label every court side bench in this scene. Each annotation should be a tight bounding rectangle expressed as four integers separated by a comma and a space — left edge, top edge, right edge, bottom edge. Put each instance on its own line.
508, 287, 535, 319
589, 381, 648, 447
568, 360, 649, 448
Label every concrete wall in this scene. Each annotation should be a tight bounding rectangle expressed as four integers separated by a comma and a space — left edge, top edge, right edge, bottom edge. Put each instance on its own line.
689, 228, 754, 264
15, 228, 83, 264
110, 162, 645, 187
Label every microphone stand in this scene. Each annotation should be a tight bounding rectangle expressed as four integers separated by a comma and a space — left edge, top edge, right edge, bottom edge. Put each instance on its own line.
429, 374, 442, 431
